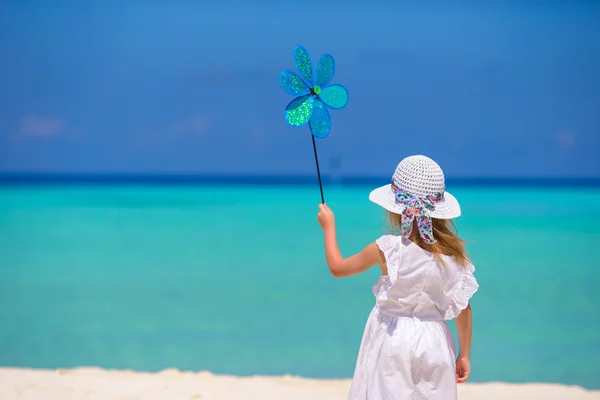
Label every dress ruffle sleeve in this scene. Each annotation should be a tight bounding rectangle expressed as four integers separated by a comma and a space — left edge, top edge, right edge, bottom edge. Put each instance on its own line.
375, 235, 403, 284
444, 263, 479, 320
375, 234, 396, 259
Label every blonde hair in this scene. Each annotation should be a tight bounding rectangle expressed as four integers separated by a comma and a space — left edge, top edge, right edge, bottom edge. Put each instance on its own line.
387, 212, 470, 268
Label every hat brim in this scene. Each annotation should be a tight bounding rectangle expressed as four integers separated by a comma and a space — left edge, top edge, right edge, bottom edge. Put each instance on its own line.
369, 184, 461, 219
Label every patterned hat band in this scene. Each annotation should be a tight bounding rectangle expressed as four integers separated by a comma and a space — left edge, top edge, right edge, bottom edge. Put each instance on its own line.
390, 182, 445, 244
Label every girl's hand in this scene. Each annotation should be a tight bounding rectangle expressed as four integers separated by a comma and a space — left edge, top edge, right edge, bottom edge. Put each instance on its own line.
456, 356, 471, 383
317, 204, 335, 231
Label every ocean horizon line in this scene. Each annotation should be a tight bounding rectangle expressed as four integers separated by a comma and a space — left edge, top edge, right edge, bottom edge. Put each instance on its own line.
1, 172, 600, 188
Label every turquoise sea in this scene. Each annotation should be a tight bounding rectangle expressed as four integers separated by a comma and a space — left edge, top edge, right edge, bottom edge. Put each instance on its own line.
0, 184, 599, 389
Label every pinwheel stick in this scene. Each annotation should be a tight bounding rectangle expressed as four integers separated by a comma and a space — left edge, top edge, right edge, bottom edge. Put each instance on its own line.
311, 135, 325, 204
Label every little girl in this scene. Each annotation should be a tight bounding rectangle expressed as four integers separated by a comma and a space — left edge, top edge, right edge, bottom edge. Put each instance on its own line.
317, 155, 478, 400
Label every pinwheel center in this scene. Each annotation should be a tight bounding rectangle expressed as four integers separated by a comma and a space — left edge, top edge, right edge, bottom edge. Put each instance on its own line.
310, 85, 321, 96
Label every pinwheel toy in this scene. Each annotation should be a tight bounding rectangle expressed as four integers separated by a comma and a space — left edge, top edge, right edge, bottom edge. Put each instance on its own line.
280, 46, 349, 203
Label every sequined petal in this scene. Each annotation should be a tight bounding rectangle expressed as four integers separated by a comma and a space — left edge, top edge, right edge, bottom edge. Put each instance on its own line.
315, 54, 335, 87
320, 84, 349, 109
280, 70, 309, 96
294, 46, 314, 86
285, 95, 314, 127
309, 98, 331, 138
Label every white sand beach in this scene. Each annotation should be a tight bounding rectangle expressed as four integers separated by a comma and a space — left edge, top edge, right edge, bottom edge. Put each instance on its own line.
0, 368, 598, 400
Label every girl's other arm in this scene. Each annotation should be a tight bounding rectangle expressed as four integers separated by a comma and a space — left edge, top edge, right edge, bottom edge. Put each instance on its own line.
455, 303, 472, 383
317, 204, 383, 278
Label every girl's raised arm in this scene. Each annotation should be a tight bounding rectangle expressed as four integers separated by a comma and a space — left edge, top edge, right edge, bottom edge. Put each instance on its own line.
317, 204, 384, 278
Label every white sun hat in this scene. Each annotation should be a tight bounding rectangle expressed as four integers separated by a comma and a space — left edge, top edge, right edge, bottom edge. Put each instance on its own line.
369, 155, 461, 219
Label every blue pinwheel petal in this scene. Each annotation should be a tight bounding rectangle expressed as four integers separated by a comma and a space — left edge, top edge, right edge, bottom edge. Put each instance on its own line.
309, 98, 331, 138
319, 84, 348, 109
315, 54, 335, 87
294, 46, 314, 86
285, 94, 314, 126
280, 70, 309, 96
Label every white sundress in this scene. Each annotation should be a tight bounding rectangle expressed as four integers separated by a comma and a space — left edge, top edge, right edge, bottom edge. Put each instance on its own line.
348, 234, 479, 400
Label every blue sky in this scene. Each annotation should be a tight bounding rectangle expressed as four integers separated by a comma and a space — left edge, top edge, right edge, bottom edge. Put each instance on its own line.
0, 0, 598, 177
